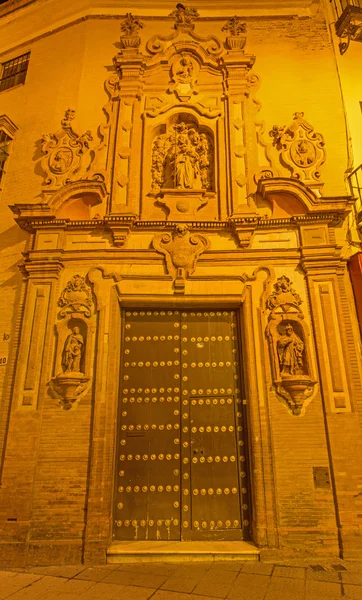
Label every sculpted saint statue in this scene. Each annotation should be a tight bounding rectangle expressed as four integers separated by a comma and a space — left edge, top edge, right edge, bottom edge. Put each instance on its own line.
62, 326, 84, 373
174, 132, 198, 188
277, 324, 304, 376
152, 122, 213, 191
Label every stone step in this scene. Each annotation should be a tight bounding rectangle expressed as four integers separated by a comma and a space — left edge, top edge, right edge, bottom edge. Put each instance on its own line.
107, 541, 260, 563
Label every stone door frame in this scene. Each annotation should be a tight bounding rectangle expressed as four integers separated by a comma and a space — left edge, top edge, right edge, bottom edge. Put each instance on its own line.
82, 280, 277, 563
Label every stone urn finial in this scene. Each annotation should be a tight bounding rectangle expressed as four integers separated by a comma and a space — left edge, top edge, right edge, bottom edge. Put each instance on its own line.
222, 16, 247, 51
119, 13, 144, 50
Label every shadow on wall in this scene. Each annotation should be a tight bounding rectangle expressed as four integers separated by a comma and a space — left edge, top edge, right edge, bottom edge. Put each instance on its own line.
0, 224, 29, 288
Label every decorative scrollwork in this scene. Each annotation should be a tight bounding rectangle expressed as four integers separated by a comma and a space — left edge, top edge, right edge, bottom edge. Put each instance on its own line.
58, 275, 94, 318
152, 224, 209, 291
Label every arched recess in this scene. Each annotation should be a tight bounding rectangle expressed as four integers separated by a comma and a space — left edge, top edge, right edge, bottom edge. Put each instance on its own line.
48, 180, 108, 219
142, 105, 220, 221
256, 177, 351, 218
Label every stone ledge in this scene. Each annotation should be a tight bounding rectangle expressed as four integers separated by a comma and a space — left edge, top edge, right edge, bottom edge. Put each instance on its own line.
107, 540, 260, 563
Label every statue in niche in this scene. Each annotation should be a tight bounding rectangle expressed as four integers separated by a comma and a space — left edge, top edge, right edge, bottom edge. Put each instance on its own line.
277, 324, 304, 376
62, 327, 85, 373
151, 122, 213, 191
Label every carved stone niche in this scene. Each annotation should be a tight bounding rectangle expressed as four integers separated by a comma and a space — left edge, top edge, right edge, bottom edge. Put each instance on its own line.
48, 274, 95, 409
146, 113, 216, 220
265, 276, 317, 416
49, 317, 93, 410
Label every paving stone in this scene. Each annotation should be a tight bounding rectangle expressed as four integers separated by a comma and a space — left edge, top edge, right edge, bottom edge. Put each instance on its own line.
209, 562, 242, 572
0, 571, 19, 578
111, 585, 157, 599
227, 573, 270, 600
161, 575, 199, 593
42, 594, 80, 600
305, 579, 343, 599
172, 564, 211, 579
306, 568, 341, 583
5, 578, 66, 600
273, 565, 305, 579
154, 592, 216, 600
192, 568, 238, 598
78, 582, 125, 600
62, 579, 96, 593
25, 566, 85, 578
74, 567, 112, 582
265, 576, 305, 600
102, 570, 167, 588
116, 563, 177, 576
0, 574, 47, 600
12, 574, 44, 586
241, 562, 274, 576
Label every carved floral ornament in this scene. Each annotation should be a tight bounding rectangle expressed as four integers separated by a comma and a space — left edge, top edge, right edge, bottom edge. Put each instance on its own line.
269, 112, 326, 185
119, 13, 144, 49
221, 16, 247, 51
152, 224, 209, 293
265, 276, 317, 416
40, 109, 94, 190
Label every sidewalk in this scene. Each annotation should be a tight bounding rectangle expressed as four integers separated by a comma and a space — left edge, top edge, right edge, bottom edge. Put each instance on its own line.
1, 559, 362, 599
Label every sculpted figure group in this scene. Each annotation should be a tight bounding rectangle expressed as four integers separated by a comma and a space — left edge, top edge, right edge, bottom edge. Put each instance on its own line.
151, 122, 213, 191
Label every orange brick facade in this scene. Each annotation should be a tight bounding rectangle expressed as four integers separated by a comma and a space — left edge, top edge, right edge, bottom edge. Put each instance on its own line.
0, 0, 362, 566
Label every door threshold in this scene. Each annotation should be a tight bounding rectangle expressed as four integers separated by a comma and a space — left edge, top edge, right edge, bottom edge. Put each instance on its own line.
107, 540, 260, 563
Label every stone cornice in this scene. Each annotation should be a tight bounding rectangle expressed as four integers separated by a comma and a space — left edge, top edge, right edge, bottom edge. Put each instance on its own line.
11, 212, 346, 234
0, 0, 320, 56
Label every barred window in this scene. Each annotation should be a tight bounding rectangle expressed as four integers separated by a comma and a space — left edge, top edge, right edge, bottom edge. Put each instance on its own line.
0, 130, 12, 186
0, 52, 30, 93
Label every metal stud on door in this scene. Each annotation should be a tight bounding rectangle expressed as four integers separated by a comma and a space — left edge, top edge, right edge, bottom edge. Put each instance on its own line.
180, 310, 246, 540
115, 310, 182, 541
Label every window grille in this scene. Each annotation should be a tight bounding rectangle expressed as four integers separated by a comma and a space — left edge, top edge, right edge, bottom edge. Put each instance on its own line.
0, 130, 11, 185
0, 52, 30, 93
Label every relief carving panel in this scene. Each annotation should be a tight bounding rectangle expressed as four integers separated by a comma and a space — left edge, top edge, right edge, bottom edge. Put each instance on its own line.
153, 224, 209, 293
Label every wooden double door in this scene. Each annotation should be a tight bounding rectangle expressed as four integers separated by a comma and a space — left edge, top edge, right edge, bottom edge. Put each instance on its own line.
114, 309, 250, 541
